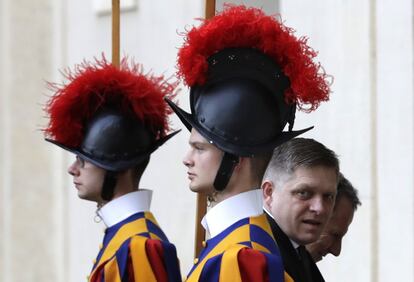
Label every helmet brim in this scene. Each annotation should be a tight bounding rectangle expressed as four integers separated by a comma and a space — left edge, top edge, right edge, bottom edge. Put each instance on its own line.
45, 130, 180, 171
165, 98, 312, 157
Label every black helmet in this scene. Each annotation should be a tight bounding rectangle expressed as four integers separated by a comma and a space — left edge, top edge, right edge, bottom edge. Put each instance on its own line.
167, 48, 311, 158
168, 5, 331, 190
45, 57, 179, 200
46, 109, 177, 172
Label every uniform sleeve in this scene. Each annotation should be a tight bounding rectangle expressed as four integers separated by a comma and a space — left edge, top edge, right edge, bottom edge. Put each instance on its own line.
144, 239, 182, 282
198, 245, 286, 282
239, 248, 294, 282
89, 236, 181, 282
238, 248, 269, 281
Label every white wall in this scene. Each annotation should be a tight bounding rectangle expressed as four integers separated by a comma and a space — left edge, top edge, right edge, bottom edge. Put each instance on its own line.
376, 0, 413, 281
0, 0, 66, 281
280, 1, 414, 281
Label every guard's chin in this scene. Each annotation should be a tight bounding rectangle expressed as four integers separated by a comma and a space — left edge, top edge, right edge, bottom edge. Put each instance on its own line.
189, 184, 215, 195
77, 193, 97, 203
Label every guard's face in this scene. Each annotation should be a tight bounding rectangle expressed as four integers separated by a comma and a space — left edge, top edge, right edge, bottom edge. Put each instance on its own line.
263, 166, 337, 245
306, 196, 355, 262
67, 156, 105, 203
183, 129, 223, 195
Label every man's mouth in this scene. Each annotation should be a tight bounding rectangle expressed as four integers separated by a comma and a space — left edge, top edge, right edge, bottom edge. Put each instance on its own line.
302, 219, 322, 227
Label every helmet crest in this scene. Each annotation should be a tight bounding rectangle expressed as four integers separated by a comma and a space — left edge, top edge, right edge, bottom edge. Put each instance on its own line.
177, 5, 331, 112
45, 56, 178, 148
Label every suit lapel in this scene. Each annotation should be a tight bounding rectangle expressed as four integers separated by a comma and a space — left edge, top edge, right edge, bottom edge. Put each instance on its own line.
304, 250, 325, 282
265, 212, 308, 282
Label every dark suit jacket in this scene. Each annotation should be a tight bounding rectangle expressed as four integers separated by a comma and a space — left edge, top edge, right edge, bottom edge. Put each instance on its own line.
265, 211, 325, 282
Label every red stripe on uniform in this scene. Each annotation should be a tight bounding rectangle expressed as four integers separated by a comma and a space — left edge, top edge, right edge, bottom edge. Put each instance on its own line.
238, 248, 269, 282
146, 239, 168, 282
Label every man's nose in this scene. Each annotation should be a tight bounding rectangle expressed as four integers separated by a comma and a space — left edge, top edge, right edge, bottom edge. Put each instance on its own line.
311, 196, 334, 216
67, 160, 79, 176
182, 150, 194, 167
310, 197, 325, 214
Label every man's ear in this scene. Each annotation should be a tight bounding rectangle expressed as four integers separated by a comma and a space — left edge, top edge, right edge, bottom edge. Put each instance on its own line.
233, 157, 245, 172
262, 180, 274, 208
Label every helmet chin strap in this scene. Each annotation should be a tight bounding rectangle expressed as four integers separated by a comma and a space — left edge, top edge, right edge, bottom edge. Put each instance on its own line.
101, 171, 118, 202
213, 152, 240, 191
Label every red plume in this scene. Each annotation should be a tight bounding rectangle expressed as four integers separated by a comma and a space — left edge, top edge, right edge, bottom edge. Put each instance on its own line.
44, 56, 178, 148
177, 5, 331, 112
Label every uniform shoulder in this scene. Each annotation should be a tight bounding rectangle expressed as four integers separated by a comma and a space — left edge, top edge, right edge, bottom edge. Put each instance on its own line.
199, 244, 287, 282
129, 236, 181, 282
91, 236, 181, 282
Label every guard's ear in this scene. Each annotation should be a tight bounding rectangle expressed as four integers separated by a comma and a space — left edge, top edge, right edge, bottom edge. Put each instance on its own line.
262, 180, 275, 208
233, 157, 245, 172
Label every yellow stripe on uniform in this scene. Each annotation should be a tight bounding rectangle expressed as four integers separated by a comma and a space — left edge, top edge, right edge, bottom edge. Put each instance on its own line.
285, 272, 294, 282
130, 236, 157, 281
149, 233, 162, 240
144, 212, 159, 226
144, 212, 162, 240
219, 244, 245, 282
249, 215, 274, 239
103, 258, 122, 282
186, 224, 250, 282
186, 214, 294, 282
251, 241, 270, 253
92, 218, 148, 276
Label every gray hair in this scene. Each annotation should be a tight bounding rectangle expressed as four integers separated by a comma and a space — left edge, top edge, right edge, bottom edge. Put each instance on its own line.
263, 138, 340, 184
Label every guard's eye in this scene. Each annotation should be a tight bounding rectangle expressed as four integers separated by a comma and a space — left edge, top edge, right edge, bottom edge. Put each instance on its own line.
76, 155, 85, 168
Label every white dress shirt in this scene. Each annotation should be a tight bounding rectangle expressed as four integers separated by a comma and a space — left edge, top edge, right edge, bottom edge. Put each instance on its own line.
98, 189, 153, 228
201, 189, 263, 238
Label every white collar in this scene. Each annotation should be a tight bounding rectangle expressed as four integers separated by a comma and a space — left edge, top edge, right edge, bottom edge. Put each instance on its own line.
98, 190, 152, 228
201, 189, 263, 238
263, 207, 300, 249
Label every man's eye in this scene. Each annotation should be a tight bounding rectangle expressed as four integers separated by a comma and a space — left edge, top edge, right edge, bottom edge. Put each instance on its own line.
76, 156, 85, 168
324, 193, 335, 202
296, 190, 311, 199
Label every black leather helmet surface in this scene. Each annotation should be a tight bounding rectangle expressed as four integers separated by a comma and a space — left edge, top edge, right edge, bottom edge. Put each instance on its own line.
167, 48, 312, 157
46, 109, 177, 172
170, 5, 331, 191
44, 57, 180, 172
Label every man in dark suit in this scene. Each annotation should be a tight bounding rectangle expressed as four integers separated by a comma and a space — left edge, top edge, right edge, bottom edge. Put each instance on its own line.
262, 138, 340, 282
306, 173, 361, 262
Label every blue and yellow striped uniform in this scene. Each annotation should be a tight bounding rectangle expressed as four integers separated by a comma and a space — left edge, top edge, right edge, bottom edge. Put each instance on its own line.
89, 211, 181, 282
186, 214, 294, 282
